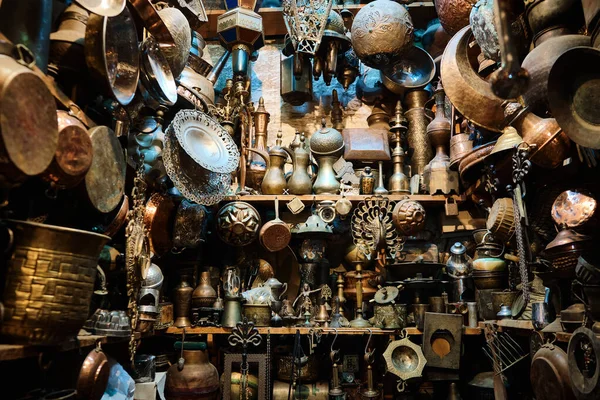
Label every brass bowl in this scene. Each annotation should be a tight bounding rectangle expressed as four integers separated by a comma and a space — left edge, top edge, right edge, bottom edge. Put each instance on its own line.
380, 46, 436, 96
382, 338, 427, 381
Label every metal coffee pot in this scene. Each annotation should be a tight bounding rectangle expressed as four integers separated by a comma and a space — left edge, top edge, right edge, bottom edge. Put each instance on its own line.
446, 242, 473, 278
263, 277, 288, 301
287, 132, 315, 195
248, 131, 293, 195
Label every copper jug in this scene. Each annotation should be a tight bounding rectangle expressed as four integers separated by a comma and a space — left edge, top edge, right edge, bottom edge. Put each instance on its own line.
165, 341, 219, 400
248, 131, 293, 195
288, 132, 314, 195
504, 101, 571, 169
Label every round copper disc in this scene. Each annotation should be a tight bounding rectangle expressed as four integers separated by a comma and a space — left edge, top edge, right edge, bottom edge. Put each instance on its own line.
144, 193, 176, 256
45, 111, 93, 186
551, 190, 597, 229
0, 55, 58, 177
85, 126, 126, 213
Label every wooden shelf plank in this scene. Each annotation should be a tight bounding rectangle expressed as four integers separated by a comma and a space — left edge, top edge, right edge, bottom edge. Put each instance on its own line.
221, 194, 465, 205
479, 320, 535, 331
199, 2, 436, 39
0, 331, 142, 362
165, 325, 481, 335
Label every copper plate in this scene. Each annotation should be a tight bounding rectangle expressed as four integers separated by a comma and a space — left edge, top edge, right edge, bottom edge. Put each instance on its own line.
43, 110, 92, 187
551, 190, 597, 229
0, 54, 58, 183
144, 193, 176, 256
84, 126, 126, 213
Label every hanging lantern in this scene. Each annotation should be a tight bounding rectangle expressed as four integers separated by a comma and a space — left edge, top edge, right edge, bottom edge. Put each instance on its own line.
282, 0, 334, 55
216, 0, 265, 80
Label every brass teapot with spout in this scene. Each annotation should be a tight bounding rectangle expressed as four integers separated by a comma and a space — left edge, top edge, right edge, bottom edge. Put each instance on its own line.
247, 131, 293, 195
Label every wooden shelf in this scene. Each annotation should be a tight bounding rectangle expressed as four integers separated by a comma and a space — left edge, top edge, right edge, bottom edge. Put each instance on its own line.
222, 194, 465, 205
479, 320, 535, 331
200, 2, 436, 39
165, 325, 482, 336
0, 331, 142, 362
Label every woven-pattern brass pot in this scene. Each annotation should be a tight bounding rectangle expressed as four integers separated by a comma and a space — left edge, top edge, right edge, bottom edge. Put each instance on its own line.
0, 220, 109, 344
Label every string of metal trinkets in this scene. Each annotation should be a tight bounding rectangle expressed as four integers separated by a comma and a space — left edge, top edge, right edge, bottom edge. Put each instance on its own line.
510, 143, 534, 303
267, 330, 271, 400
125, 160, 149, 365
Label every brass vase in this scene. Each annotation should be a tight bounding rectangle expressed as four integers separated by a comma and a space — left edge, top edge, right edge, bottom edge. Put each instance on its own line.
405, 90, 434, 177
174, 274, 194, 328
165, 341, 220, 400
192, 271, 217, 308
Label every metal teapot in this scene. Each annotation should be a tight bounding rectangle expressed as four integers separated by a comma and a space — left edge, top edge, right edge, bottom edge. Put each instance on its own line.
248, 131, 293, 195
263, 277, 288, 301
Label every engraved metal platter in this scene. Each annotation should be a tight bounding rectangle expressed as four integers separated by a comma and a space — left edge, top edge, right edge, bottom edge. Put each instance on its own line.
170, 109, 239, 174
163, 123, 230, 206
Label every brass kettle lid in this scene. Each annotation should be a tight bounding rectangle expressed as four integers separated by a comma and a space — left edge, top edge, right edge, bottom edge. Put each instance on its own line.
310, 118, 345, 155
269, 130, 289, 158
489, 126, 523, 156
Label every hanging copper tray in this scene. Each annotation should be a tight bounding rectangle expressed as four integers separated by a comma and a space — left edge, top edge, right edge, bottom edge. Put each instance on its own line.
170, 109, 239, 174
76, 0, 125, 17
458, 141, 495, 184
127, 0, 175, 46
139, 37, 178, 106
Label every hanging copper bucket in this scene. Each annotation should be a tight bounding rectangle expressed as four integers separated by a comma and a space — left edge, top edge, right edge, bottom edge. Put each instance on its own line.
0, 220, 110, 345
440, 26, 504, 132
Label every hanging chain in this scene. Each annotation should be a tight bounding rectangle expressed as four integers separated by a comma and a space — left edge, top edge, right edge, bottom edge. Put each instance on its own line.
125, 159, 148, 366
267, 329, 271, 400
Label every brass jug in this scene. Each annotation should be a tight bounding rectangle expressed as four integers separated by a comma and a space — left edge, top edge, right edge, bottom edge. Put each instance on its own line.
174, 274, 193, 328
165, 341, 219, 400
288, 132, 314, 194
248, 131, 293, 195
246, 97, 270, 189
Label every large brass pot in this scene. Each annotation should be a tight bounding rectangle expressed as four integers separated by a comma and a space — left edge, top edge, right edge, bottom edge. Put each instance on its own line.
0, 220, 110, 344
350, 0, 414, 69
435, 0, 477, 36
165, 342, 219, 400
441, 26, 504, 132
521, 34, 590, 115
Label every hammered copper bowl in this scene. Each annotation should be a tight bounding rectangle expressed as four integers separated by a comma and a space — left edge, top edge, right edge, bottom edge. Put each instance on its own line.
441, 26, 504, 132
84, 6, 140, 106
436, 0, 478, 36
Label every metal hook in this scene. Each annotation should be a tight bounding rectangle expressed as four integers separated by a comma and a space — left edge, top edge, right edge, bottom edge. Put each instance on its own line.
364, 328, 374, 355
330, 328, 339, 353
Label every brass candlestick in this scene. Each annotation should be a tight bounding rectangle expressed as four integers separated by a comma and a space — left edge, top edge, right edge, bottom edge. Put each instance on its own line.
361, 332, 380, 399
350, 261, 372, 328
336, 272, 346, 318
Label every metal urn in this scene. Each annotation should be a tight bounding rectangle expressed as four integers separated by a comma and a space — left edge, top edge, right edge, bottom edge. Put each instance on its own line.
351, 0, 414, 69
310, 119, 345, 194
